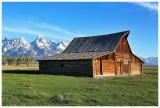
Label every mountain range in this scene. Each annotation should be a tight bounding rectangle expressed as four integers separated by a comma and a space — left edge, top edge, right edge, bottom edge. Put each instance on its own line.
2, 35, 68, 59
138, 56, 158, 66
2, 36, 158, 66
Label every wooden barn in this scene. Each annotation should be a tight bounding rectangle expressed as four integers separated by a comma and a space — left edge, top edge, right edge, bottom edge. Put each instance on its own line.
38, 30, 144, 77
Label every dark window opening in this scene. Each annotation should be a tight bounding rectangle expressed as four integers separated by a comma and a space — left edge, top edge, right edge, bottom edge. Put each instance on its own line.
60, 64, 64, 67
100, 60, 102, 75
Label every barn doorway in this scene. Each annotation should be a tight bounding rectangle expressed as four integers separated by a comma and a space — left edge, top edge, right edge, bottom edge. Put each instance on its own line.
96, 60, 102, 75
117, 60, 121, 75
116, 59, 131, 75
124, 60, 129, 74
124, 60, 131, 74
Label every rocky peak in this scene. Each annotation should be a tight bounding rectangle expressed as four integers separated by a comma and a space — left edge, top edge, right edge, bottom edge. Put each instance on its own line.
19, 37, 25, 41
2, 35, 69, 59
2, 37, 9, 41
61, 40, 68, 47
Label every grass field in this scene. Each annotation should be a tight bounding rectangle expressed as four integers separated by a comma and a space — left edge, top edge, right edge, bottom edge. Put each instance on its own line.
2, 65, 158, 106
2, 64, 39, 70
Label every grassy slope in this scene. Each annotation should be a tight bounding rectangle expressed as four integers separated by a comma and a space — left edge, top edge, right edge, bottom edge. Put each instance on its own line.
2, 66, 158, 106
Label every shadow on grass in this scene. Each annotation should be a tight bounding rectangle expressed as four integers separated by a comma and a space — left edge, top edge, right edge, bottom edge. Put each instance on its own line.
2, 70, 91, 78
2, 70, 40, 74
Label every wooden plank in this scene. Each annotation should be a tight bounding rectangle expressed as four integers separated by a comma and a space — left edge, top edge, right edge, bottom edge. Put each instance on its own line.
102, 60, 115, 75
96, 60, 101, 75
96, 53, 111, 60
92, 60, 97, 77
131, 53, 143, 63
131, 63, 141, 74
121, 60, 124, 75
141, 64, 143, 74
116, 37, 131, 53
129, 60, 131, 74
116, 61, 121, 75
115, 53, 130, 59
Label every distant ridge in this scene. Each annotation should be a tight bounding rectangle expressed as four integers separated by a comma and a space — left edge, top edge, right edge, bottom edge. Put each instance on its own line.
138, 56, 158, 66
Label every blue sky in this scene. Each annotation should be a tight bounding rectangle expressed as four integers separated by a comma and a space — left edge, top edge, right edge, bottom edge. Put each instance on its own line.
2, 2, 158, 58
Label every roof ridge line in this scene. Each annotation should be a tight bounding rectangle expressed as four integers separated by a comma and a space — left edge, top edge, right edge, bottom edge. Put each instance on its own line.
74, 30, 130, 39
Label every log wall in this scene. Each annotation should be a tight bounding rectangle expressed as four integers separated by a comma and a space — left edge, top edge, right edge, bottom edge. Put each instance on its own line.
39, 60, 93, 77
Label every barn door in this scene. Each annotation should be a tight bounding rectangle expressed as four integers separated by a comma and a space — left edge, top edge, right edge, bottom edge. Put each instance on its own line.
123, 59, 131, 75
117, 60, 121, 75
96, 60, 102, 75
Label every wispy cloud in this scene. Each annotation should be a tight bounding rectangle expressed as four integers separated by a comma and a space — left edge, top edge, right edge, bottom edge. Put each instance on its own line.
2, 27, 72, 40
133, 2, 158, 11
2, 19, 85, 41
26, 21, 85, 37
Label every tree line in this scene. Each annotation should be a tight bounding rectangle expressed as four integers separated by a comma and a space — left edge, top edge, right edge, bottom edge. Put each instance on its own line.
2, 56, 35, 66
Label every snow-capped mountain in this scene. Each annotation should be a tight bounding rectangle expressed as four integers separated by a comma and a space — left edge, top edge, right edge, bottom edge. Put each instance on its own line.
139, 56, 158, 66
2, 35, 68, 59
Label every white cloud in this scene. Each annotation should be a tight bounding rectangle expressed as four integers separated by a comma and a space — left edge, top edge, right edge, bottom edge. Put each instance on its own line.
26, 21, 85, 37
133, 2, 158, 11
2, 19, 85, 41
2, 27, 72, 40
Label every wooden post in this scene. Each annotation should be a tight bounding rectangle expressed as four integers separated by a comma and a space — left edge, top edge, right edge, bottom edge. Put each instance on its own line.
121, 60, 123, 75
115, 59, 117, 75
92, 59, 97, 77
129, 60, 131, 74
141, 64, 143, 74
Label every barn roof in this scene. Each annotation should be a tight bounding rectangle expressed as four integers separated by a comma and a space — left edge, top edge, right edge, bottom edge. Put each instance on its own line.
39, 30, 130, 61
38, 51, 112, 60
62, 30, 130, 53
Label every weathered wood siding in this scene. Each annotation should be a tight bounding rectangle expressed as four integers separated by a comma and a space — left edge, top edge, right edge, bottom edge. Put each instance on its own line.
102, 60, 115, 75
96, 53, 115, 60
115, 53, 130, 59
92, 59, 97, 77
114, 37, 132, 75
93, 36, 143, 77
116, 61, 121, 75
96, 60, 101, 75
39, 60, 93, 77
131, 54, 142, 63
92, 59, 115, 77
131, 54, 143, 74
115, 37, 143, 75
131, 63, 141, 74
116, 37, 131, 53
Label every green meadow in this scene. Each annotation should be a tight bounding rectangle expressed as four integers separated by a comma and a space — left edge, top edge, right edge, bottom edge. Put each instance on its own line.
2, 66, 158, 106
